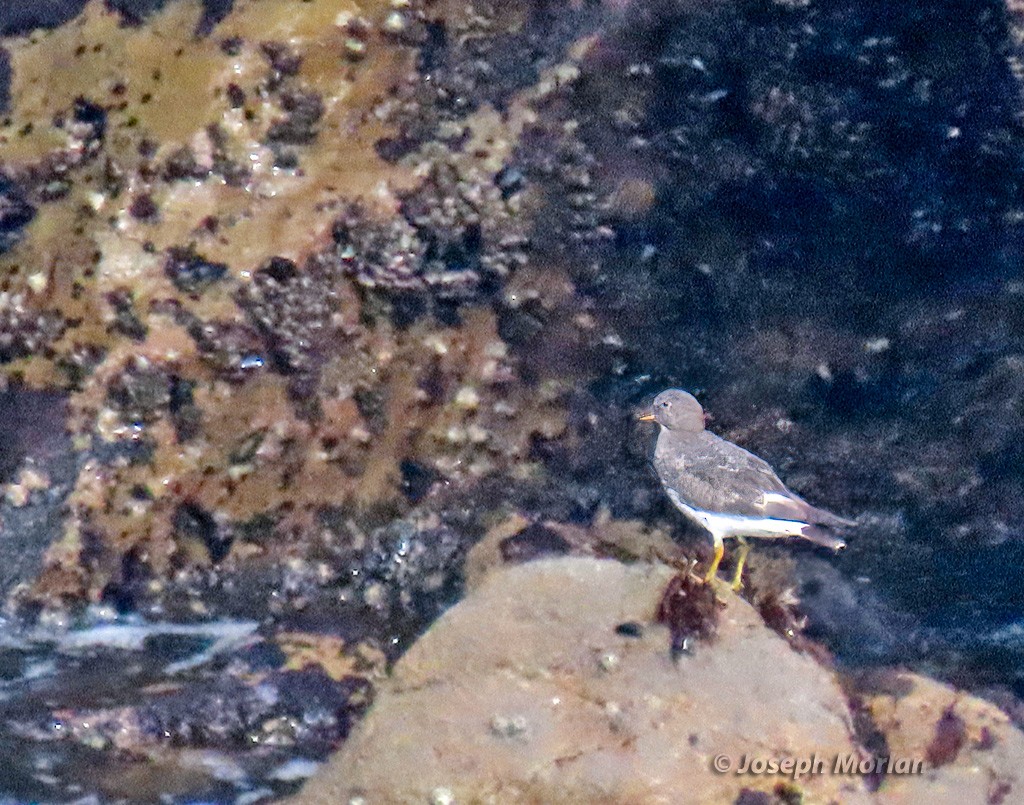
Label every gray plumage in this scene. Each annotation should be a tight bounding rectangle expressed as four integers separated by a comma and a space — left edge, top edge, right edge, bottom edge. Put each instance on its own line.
645, 389, 853, 551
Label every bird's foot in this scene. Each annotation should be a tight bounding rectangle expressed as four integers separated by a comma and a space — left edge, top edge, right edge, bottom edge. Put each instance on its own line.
701, 538, 750, 595
705, 575, 733, 596
729, 537, 751, 592
702, 539, 725, 586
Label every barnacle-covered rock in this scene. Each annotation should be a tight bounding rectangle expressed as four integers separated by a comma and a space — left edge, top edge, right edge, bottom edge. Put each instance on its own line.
332, 206, 426, 292
400, 151, 530, 289
235, 257, 350, 394
333, 151, 529, 300
348, 518, 468, 621
0, 293, 64, 363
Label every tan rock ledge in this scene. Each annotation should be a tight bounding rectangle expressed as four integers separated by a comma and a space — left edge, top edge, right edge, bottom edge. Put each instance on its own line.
290, 556, 872, 804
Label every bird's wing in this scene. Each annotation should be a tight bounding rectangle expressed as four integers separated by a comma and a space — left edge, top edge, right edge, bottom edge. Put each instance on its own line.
683, 434, 854, 526
656, 433, 780, 515
694, 436, 793, 510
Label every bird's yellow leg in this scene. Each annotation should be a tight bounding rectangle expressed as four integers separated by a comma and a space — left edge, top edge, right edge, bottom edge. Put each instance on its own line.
703, 535, 725, 584
730, 536, 750, 592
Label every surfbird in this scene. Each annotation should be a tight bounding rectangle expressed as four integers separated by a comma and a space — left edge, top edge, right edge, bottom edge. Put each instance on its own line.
639, 389, 853, 590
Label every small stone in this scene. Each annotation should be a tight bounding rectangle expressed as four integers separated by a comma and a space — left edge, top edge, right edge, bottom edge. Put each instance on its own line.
344, 38, 367, 60
5, 466, 50, 507
445, 425, 467, 444
363, 582, 386, 610
429, 788, 455, 805
489, 714, 528, 740
493, 401, 516, 417
615, 621, 644, 638
598, 651, 620, 673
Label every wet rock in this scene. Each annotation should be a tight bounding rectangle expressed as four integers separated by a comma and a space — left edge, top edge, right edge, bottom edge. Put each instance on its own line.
344, 518, 468, 624
266, 89, 324, 146
291, 558, 871, 804
0, 176, 36, 253
235, 257, 345, 392
164, 246, 229, 295
42, 667, 370, 755
0, 2, 89, 36
852, 670, 1024, 803
784, 555, 922, 667
0, 293, 64, 363
105, 0, 233, 32
0, 389, 73, 598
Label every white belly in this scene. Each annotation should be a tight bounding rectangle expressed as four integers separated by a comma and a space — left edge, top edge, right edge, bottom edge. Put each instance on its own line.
666, 488, 805, 540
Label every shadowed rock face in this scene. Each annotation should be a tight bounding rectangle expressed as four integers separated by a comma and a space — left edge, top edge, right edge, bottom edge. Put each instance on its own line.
504, 0, 1024, 686
0, 2, 90, 36
0, 1, 233, 36
0, 389, 72, 597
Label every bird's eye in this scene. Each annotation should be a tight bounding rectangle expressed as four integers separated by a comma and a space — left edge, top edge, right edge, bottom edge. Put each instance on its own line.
661, 401, 670, 408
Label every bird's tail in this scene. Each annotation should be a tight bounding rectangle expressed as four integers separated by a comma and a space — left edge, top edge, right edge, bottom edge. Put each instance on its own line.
799, 523, 847, 552
805, 505, 857, 529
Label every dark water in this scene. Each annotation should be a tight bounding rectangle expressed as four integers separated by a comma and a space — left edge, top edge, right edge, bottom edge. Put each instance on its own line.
0, 613, 359, 804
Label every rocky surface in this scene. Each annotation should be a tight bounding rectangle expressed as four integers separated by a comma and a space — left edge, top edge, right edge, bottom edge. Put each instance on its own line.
291, 557, 872, 804
293, 558, 1024, 805
853, 670, 1024, 804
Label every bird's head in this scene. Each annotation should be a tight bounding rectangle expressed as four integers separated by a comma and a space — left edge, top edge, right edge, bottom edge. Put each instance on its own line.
638, 389, 706, 433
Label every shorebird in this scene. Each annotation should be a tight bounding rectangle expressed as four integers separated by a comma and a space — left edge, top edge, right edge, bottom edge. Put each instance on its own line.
639, 389, 853, 590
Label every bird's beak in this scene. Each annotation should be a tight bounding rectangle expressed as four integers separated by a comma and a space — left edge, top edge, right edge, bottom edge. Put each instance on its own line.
637, 412, 656, 422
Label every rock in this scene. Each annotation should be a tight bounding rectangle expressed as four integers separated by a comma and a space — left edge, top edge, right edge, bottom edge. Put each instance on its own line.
290, 557, 871, 804
855, 671, 1024, 804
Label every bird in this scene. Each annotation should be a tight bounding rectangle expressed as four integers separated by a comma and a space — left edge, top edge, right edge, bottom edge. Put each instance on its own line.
638, 388, 853, 590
